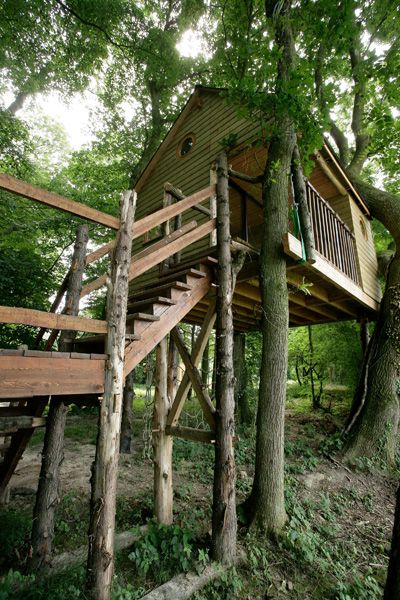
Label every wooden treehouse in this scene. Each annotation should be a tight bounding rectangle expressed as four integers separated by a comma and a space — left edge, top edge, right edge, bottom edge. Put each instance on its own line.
0, 86, 381, 585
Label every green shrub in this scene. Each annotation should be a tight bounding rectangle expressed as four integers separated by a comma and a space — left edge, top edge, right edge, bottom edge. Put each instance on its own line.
0, 509, 31, 568
128, 520, 197, 582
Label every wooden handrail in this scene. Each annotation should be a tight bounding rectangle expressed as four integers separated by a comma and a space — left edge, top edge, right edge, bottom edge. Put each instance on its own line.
81, 218, 216, 298
83, 185, 216, 267
0, 173, 120, 229
0, 306, 107, 334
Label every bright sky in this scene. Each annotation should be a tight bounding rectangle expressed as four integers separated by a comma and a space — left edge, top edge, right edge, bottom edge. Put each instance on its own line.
2, 29, 205, 152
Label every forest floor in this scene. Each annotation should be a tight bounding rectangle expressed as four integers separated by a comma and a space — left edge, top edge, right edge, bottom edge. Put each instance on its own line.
0, 385, 397, 599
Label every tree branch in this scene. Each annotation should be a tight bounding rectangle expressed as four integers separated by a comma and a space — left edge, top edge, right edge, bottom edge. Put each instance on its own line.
54, 0, 155, 57
348, 20, 370, 175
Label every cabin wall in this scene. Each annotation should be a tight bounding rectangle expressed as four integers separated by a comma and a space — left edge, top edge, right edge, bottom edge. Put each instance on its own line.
130, 93, 260, 294
349, 200, 381, 302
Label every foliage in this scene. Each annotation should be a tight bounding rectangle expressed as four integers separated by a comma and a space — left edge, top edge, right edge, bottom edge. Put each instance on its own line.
0, 509, 31, 569
288, 322, 362, 392
128, 520, 197, 581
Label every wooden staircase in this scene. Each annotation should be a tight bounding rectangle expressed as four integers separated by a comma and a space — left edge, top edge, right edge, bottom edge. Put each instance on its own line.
0, 261, 214, 495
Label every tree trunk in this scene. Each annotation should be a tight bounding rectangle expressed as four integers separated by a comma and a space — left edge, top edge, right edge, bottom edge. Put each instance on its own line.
384, 484, 400, 600
244, 0, 296, 535
233, 332, 251, 425
212, 151, 237, 564
345, 252, 400, 466
86, 191, 135, 600
29, 224, 88, 571
120, 370, 135, 454
291, 144, 316, 264
344, 174, 400, 466
153, 337, 173, 524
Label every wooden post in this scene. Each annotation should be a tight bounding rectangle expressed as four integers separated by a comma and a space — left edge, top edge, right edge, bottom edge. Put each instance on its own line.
86, 190, 136, 600
210, 165, 217, 247
291, 144, 316, 264
212, 152, 237, 564
29, 223, 89, 571
120, 370, 135, 454
153, 337, 173, 524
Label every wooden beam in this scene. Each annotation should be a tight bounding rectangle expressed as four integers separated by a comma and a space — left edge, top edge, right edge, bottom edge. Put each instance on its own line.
167, 301, 216, 427
170, 327, 216, 430
132, 186, 215, 239
282, 232, 379, 312
0, 355, 105, 398
165, 425, 215, 444
0, 172, 120, 229
0, 416, 46, 434
81, 218, 216, 297
0, 305, 107, 334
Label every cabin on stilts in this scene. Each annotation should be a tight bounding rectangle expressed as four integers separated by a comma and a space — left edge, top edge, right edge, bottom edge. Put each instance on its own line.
0, 86, 380, 591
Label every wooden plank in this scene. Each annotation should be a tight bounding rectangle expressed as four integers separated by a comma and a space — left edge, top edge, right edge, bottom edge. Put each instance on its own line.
0, 305, 107, 334
282, 232, 379, 312
0, 416, 46, 434
165, 425, 215, 444
81, 218, 216, 298
0, 355, 105, 398
0, 172, 120, 229
170, 327, 216, 430
167, 300, 216, 427
124, 270, 212, 376
132, 186, 215, 239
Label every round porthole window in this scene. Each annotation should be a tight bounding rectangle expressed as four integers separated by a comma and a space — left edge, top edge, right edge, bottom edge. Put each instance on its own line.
177, 133, 195, 158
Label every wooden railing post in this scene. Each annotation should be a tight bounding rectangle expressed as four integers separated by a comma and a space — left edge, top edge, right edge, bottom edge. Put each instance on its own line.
212, 151, 237, 564
29, 223, 89, 572
86, 190, 136, 600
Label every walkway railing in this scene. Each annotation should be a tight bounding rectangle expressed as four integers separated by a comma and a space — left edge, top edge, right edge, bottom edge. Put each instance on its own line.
305, 181, 359, 284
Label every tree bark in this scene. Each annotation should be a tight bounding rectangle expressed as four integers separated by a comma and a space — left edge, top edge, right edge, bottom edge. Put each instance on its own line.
344, 175, 400, 466
86, 191, 135, 600
212, 151, 237, 564
153, 337, 173, 524
233, 332, 251, 425
29, 224, 88, 571
120, 370, 135, 454
244, 0, 296, 534
384, 484, 400, 600
291, 144, 316, 264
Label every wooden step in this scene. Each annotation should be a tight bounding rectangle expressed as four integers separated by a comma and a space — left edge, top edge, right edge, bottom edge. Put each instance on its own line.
130, 281, 192, 302
126, 313, 160, 336
155, 267, 207, 287
74, 332, 141, 353
127, 296, 177, 314
163, 256, 217, 276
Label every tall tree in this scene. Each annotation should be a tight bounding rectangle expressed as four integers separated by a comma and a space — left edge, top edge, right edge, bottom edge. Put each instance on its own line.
304, 0, 400, 465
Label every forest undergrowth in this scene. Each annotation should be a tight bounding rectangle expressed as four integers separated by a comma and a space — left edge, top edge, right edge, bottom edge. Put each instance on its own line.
0, 386, 397, 600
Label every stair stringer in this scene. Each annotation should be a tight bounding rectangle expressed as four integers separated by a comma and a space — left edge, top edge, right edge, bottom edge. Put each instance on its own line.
124, 267, 212, 378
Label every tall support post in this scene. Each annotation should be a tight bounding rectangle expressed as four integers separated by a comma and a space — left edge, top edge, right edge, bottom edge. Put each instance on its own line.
212, 151, 237, 564
29, 223, 89, 571
153, 337, 173, 524
86, 191, 136, 600
120, 370, 135, 454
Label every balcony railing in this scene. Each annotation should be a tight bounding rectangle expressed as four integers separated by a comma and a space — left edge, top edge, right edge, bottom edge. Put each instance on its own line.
305, 182, 360, 285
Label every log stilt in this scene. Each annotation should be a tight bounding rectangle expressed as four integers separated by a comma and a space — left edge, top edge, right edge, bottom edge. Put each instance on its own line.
120, 370, 135, 454
29, 223, 89, 572
212, 152, 237, 564
85, 190, 136, 600
153, 337, 173, 524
